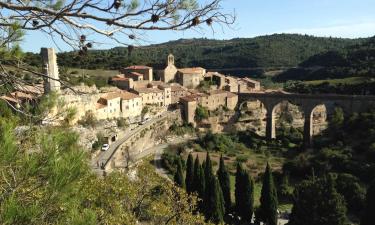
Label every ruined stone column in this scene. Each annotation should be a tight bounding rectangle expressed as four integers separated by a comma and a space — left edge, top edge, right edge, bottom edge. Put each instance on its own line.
40, 48, 60, 93
303, 105, 314, 147
265, 104, 276, 140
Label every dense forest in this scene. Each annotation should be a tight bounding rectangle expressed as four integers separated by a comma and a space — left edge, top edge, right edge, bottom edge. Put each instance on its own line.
274, 37, 375, 81
24, 34, 364, 71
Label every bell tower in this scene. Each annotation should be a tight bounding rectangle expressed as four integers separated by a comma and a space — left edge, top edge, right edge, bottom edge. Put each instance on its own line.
167, 53, 174, 66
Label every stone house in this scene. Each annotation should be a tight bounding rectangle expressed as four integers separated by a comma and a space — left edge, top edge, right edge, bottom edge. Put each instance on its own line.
170, 84, 189, 104
180, 90, 238, 125
96, 91, 143, 121
131, 85, 171, 107
176, 67, 206, 88
110, 75, 134, 90
120, 65, 153, 81
96, 92, 122, 120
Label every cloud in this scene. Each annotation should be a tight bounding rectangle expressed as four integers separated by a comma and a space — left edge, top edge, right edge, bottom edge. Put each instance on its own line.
279, 22, 375, 38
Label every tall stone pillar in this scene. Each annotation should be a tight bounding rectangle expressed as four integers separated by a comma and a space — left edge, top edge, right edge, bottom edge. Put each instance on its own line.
303, 105, 314, 148
265, 104, 276, 140
40, 48, 60, 93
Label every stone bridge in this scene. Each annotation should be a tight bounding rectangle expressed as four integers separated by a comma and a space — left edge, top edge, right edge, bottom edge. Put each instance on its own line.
238, 92, 375, 146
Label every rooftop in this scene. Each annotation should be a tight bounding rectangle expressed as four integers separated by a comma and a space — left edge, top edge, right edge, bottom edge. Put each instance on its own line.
124, 65, 152, 70
134, 87, 163, 94
101, 91, 140, 101
178, 67, 205, 74
126, 71, 144, 77
111, 76, 129, 81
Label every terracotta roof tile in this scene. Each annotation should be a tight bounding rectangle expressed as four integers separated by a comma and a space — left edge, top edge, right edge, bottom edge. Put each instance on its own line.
124, 65, 152, 69
178, 67, 205, 74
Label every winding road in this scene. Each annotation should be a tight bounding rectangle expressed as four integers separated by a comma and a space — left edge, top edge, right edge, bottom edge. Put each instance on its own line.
91, 111, 172, 174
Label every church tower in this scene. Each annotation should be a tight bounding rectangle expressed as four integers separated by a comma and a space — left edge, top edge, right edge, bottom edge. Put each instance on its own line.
167, 53, 175, 66
162, 53, 177, 83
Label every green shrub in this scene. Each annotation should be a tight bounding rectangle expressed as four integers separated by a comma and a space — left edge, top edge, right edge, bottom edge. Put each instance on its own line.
236, 155, 249, 163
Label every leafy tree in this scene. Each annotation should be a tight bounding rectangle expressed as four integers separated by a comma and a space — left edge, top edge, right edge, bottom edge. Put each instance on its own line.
195, 105, 209, 122
217, 154, 231, 213
235, 163, 254, 223
185, 153, 194, 194
288, 176, 347, 225
331, 107, 344, 129
361, 180, 375, 225
259, 163, 278, 225
335, 173, 365, 215
174, 156, 185, 189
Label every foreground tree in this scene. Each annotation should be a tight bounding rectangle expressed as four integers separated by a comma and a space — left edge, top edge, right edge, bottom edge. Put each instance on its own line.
361, 180, 375, 225
0, 116, 208, 224
174, 156, 185, 189
288, 176, 347, 225
205, 176, 225, 224
193, 156, 205, 197
0, 0, 234, 107
235, 163, 254, 223
217, 154, 231, 213
258, 163, 278, 225
185, 153, 194, 194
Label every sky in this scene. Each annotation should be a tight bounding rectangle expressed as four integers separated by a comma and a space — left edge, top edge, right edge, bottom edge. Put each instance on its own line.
21, 0, 375, 52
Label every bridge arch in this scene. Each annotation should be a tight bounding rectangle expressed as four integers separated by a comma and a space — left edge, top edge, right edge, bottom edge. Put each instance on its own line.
237, 92, 375, 147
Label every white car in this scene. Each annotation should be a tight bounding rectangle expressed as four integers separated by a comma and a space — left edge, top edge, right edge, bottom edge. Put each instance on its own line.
101, 144, 110, 151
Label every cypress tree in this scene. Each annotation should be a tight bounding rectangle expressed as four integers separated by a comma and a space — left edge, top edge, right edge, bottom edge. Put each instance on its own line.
217, 154, 231, 213
206, 176, 225, 224
198, 164, 206, 199
204, 152, 213, 184
192, 156, 201, 194
173, 156, 185, 189
235, 163, 254, 223
185, 153, 194, 194
361, 180, 375, 225
204, 152, 214, 215
259, 163, 278, 225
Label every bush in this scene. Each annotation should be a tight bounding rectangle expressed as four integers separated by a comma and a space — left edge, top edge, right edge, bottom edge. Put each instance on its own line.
194, 105, 209, 122
78, 110, 97, 127
236, 155, 249, 163
117, 118, 128, 128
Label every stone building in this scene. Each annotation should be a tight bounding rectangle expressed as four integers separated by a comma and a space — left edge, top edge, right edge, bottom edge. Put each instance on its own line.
176, 67, 206, 88
96, 91, 142, 120
157, 54, 178, 83
170, 84, 189, 104
208, 72, 261, 93
123, 71, 144, 81
180, 90, 238, 125
120, 65, 153, 81
110, 75, 134, 90
131, 84, 171, 107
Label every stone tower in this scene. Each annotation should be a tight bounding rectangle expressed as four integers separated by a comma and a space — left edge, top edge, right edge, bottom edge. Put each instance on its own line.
41, 48, 60, 93
167, 53, 174, 66
162, 53, 177, 83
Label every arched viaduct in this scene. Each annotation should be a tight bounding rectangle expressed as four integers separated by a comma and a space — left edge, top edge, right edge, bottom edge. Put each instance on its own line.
238, 92, 375, 146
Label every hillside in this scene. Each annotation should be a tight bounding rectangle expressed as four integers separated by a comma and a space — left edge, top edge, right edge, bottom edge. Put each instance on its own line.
274, 37, 375, 82
24, 34, 364, 73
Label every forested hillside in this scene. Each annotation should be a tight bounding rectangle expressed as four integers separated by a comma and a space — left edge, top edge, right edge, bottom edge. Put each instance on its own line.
274, 37, 375, 81
25, 34, 363, 71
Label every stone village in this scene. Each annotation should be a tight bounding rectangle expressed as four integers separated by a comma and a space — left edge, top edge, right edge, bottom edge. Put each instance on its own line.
4, 47, 375, 172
